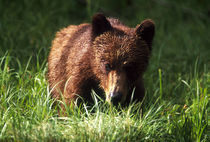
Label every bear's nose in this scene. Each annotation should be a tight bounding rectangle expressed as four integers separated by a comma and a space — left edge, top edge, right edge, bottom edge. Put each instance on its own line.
110, 92, 122, 105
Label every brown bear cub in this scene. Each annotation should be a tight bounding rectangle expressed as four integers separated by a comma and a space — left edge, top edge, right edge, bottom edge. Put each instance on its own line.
48, 13, 155, 106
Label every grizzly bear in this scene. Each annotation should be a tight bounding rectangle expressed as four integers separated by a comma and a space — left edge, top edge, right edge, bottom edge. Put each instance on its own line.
48, 13, 155, 106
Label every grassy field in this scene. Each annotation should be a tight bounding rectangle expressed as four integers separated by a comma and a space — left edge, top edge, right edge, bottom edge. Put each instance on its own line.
0, 0, 209, 141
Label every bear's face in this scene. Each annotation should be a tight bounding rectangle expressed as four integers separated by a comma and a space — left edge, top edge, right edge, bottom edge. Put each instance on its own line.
91, 14, 155, 105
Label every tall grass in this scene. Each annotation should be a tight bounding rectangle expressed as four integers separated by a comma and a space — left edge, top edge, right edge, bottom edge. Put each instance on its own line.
0, 0, 209, 141
0, 53, 209, 141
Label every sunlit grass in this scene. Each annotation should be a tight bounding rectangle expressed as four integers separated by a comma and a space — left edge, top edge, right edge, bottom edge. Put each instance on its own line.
0, 54, 209, 141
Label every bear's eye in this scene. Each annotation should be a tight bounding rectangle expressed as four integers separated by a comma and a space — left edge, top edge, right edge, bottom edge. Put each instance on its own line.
105, 63, 111, 72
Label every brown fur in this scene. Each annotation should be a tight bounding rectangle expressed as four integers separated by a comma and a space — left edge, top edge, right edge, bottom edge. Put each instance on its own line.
48, 13, 155, 106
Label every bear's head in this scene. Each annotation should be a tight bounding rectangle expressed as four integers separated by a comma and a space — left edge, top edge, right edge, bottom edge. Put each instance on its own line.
91, 13, 155, 105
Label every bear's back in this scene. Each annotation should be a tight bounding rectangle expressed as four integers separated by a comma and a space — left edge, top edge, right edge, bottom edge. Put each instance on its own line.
48, 23, 92, 98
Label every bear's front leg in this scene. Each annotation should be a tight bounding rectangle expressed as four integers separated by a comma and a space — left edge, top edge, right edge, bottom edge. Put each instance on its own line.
133, 83, 145, 102
62, 75, 95, 106
127, 78, 145, 104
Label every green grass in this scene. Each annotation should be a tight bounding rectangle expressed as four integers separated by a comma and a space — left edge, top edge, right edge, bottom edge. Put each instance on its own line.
0, 0, 209, 141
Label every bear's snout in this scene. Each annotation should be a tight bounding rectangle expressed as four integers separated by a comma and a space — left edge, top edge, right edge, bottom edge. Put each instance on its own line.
110, 92, 123, 105
105, 70, 128, 104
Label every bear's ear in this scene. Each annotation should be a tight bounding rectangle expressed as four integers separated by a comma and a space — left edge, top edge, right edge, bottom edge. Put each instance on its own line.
92, 13, 112, 38
135, 19, 155, 50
